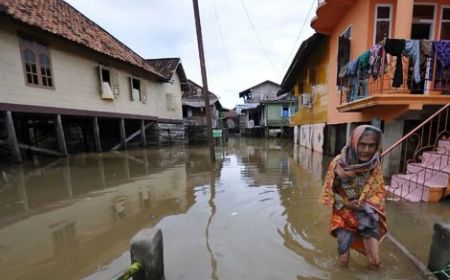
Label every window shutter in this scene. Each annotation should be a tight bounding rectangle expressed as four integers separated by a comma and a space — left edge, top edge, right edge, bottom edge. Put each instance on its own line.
129, 77, 134, 101
98, 66, 103, 97
110, 70, 120, 98
140, 80, 147, 103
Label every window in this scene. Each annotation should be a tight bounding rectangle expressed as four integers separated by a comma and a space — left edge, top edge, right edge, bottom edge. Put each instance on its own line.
441, 7, 450, 39
99, 66, 114, 99
129, 77, 141, 101
281, 105, 290, 118
411, 4, 435, 40
374, 5, 392, 44
337, 26, 351, 86
19, 38, 54, 88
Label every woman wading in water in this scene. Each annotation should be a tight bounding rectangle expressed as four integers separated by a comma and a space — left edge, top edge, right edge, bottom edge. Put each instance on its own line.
319, 125, 387, 269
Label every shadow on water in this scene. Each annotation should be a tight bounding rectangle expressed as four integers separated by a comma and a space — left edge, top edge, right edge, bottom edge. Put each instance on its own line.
0, 138, 432, 279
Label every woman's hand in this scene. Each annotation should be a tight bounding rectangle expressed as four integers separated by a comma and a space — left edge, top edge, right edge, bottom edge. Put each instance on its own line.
344, 200, 362, 210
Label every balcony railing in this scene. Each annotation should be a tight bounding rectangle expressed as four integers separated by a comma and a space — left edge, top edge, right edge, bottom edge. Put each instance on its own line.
339, 41, 450, 105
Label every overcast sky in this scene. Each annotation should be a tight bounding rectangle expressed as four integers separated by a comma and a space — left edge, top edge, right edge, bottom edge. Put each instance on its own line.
65, 0, 316, 109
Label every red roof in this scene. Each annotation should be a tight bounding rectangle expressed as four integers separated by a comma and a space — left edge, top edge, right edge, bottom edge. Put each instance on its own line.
0, 0, 165, 79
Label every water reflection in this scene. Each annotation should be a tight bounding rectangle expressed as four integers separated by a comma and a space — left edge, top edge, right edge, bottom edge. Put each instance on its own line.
0, 146, 195, 280
0, 139, 428, 280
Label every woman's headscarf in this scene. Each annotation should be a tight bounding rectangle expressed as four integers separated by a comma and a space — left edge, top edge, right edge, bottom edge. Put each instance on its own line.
335, 125, 382, 180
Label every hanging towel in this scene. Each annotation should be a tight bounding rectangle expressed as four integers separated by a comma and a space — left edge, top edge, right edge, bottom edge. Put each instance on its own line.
420, 40, 434, 81
369, 44, 383, 79
433, 41, 450, 68
385, 39, 406, 87
348, 60, 359, 101
403, 40, 421, 83
357, 51, 370, 80
338, 63, 349, 79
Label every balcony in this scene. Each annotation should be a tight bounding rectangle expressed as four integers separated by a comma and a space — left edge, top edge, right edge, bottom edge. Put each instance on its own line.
338, 45, 450, 114
311, 0, 357, 34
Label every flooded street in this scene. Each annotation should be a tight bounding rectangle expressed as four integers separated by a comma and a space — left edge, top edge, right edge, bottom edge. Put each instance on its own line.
0, 138, 436, 279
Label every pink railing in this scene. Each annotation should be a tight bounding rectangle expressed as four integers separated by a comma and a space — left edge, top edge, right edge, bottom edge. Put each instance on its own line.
381, 102, 450, 201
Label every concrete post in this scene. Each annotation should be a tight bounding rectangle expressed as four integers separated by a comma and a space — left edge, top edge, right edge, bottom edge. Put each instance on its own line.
130, 228, 164, 280
92, 117, 102, 152
120, 118, 127, 149
382, 120, 404, 178
428, 222, 450, 279
55, 114, 68, 156
5, 111, 22, 163
141, 120, 147, 146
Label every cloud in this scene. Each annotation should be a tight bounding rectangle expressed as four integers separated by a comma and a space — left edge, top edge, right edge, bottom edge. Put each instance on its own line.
66, 0, 316, 109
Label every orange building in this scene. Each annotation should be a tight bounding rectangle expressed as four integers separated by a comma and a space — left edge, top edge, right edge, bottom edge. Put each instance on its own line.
285, 1, 450, 180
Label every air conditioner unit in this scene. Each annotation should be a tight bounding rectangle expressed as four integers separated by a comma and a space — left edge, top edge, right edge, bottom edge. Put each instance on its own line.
302, 93, 312, 108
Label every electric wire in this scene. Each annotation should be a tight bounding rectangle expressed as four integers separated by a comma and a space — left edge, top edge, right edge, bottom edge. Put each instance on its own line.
212, 0, 232, 76
238, 0, 280, 78
281, 0, 316, 75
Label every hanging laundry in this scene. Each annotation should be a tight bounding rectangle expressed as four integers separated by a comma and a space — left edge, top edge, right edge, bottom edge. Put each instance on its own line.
348, 59, 359, 101
433, 41, 450, 68
403, 40, 420, 83
357, 51, 370, 80
369, 44, 383, 79
338, 63, 349, 79
384, 39, 406, 88
420, 40, 434, 81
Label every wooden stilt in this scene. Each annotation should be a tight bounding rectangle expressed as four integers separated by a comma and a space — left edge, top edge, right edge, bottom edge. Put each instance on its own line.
141, 119, 147, 146
55, 114, 68, 156
111, 122, 152, 151
5, 111, 22, 163
120, 118, 127, 149
92, 117, 102, 152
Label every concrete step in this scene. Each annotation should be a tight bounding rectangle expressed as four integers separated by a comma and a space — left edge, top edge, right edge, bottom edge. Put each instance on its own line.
388, 174, 447, 202
421, 151, 450, 166
406, 163, 449, 186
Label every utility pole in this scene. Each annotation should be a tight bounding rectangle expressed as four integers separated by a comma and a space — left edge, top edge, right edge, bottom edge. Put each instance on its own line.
192, 0, 215, 163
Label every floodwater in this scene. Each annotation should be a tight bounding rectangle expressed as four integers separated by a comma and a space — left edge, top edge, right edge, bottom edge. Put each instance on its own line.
0, 138, 437, 279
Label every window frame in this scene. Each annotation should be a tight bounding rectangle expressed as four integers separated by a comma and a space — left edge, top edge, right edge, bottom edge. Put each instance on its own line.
440, 5, 450, 39
19, 38, 55, 89
373, 4, 393, 45
129, 76, 141, 101
412, 2, 437, 40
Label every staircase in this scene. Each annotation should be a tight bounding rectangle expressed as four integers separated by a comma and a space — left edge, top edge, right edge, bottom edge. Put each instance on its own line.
383, 103, 450, 202
388, 140, 450, 202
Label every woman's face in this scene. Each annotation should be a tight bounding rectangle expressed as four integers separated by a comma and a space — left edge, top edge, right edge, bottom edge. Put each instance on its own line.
357, 132, 378, 162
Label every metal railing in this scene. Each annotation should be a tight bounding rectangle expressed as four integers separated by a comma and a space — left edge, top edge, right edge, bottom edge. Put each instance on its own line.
382, 102, 450, 201
339, 41, 450, 105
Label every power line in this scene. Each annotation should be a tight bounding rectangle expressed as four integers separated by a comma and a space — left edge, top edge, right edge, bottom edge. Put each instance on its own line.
238, 0, 280, 78
212, 0, 232, 76
281, 0, 316, 75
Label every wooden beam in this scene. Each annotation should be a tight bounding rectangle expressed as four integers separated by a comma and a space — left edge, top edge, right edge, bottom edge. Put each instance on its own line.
119, 118, 127, 150
0, 140, 63, 156
92, 116, 102, 152
111, 122, 152, 151
55, 114, 68, 156
5, 111, 22, 162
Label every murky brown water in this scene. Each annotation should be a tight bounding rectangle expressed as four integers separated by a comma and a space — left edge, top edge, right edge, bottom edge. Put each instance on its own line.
0, 138, 437, 279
